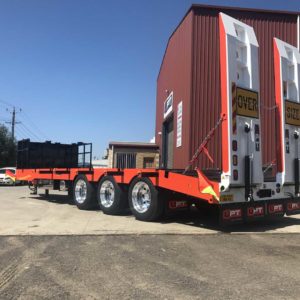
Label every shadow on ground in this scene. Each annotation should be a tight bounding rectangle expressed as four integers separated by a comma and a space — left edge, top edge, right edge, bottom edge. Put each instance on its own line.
28, 192, 300, 233
163, 209, 300, 233
27, 193, 76, 206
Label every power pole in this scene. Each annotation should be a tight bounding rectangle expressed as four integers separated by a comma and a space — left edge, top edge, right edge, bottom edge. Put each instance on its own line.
6, 107, 21, 140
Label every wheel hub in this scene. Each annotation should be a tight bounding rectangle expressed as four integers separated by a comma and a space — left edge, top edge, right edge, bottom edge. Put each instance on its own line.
132, 182, 151, 213
75, 179, 87, 204
100, 180, 115, 208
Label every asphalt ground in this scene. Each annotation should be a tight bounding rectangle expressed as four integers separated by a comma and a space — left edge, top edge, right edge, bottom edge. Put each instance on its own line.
0, 186, 300, 299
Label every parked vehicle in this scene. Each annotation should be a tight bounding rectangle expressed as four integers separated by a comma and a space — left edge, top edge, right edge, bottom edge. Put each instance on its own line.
16, 10, 300, 225
0, 167, 20, 185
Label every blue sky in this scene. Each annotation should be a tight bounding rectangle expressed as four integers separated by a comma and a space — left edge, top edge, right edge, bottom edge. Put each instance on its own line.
0, 0, 299, 158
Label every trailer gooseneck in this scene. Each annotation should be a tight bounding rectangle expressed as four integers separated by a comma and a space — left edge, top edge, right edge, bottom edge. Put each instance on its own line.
16, 13, 300, 225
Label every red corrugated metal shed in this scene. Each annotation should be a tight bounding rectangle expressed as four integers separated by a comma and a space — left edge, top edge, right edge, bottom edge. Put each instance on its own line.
155, 4, 300, 173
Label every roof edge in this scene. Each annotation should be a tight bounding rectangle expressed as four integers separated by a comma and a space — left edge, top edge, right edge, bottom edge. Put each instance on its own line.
191, 3, 300, 16
157, 3, 300, 81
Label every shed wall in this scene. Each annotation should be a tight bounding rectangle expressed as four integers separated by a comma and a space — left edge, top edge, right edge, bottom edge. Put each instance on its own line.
191, 7, 298, 173
155, 11, 193, 169
157, 5, 299, 172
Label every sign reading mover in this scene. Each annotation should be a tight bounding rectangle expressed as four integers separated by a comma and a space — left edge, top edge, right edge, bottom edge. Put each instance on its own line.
285, 100, 300, 126
235, 87, 259, 118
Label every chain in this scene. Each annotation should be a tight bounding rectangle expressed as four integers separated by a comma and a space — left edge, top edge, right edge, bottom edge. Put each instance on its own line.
184, 114, 226, 174
260, 103, 277, 111
263, 159, 276, 174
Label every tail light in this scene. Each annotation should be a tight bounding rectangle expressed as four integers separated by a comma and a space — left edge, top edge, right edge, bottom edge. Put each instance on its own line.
255, 124, 260, 151
285, 129, 290, 153
233, 169, 238, 180
232, 155, 238, 166
232, 140, 237, 151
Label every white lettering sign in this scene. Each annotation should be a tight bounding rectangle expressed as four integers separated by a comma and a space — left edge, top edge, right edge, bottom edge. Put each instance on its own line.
176, 101, 183, 147
164, 92, 173, 119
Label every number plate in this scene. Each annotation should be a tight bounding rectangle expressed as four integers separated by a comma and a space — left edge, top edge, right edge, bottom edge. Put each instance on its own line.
220, 194, 234, 202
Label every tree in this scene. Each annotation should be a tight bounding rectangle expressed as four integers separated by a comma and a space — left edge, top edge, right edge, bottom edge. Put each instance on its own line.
0, 125, 17, 167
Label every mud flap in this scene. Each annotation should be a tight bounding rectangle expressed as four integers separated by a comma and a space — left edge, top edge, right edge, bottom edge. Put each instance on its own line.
219, 204, 244, 226
286, 198, 300, 216
244, 202, 265, 222
266, 201, 285, 218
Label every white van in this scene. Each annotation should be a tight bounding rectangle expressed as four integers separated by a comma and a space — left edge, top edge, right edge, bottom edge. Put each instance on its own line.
0, 167, 20, 185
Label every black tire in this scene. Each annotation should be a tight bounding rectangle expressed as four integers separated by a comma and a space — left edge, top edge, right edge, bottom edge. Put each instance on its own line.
128, 177, 164, 221
67, 181, 74, 199
97, 176, 128, 215
73, 175, 97, 210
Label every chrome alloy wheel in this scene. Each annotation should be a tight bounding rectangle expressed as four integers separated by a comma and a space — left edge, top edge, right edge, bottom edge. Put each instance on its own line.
99, 180, 115, 208
75, 179, 87, 204
132, 181, 151, 213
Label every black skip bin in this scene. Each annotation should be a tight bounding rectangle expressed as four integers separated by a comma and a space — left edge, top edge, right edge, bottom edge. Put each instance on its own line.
17, 139, 92, 169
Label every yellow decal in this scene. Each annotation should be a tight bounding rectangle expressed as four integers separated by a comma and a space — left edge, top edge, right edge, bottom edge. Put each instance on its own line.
6, 175, 16, 182
285, 100, 300, 126
220, 194, 234, 202
236, 87, 259, 118
201, 186, 219, 201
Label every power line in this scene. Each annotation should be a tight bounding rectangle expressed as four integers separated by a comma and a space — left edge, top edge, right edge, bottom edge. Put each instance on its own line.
14, 127, 26, 140
0, 97, 48, 141
19, 123, 42, 141
15, 125, 30, 140
19, 111, 48, 140
18, 126, 37, 139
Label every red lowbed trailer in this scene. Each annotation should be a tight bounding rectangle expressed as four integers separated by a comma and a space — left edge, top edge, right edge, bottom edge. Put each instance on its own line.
16, 13, 300, 225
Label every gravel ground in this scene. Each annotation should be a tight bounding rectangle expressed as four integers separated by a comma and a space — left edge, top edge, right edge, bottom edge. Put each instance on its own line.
0, 235, 300, 300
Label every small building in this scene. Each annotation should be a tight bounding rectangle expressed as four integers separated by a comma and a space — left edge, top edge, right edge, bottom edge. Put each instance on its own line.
108, 142, 159, 169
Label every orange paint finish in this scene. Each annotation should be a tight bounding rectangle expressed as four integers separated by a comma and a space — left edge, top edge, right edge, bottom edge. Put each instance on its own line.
16, 167, 219, 204
219, 13, 229, 173
273, 39, 283, 173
